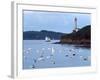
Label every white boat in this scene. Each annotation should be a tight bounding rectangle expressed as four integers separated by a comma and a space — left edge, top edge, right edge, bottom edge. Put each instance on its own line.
45, 36, 51, 42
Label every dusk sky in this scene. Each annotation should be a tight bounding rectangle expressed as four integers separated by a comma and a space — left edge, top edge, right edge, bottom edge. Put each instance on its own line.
23, 10, 91, 33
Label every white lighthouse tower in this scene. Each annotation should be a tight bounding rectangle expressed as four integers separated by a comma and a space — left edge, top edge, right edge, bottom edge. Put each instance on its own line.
75, 17, 77, 30
73, 17, 79, 32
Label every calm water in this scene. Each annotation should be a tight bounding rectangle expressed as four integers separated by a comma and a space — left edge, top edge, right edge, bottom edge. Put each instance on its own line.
23, 40, 91, 69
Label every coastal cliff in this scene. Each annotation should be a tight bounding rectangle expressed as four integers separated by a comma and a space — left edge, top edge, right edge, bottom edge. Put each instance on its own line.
60, 25, 91, 46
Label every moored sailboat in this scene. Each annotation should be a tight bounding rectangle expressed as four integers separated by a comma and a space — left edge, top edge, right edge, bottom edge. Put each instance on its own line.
45, 36, 51, 42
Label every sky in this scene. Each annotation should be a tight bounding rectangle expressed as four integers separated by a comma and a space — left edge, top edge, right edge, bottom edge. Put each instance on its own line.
23, 10, 91, 33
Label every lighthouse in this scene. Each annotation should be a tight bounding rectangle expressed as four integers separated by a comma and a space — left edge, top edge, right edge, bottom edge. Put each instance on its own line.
73, 17, 79, 32
75, 17, 77, 30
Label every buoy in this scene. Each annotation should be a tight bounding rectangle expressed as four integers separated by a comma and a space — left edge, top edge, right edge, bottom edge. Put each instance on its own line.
65, 54, 68, 57
33, 59, 37, 63
40, 55, 43, 57
69, 49, 72, 52
80, 56, 89, 61
46, 56, 51, 59
28, 48, 32, 51
53, 61, 55, 64
37, 57, 44, 61
48, 48, 51, 50
42, 48, 45, 50
32, 64, 35, 68
80, 56, 83, 59
51, 47, 55, 55
72, 53, 76, 56
51, 61, 55, 64
83, 56, 90, 61
83, 58, 87, 61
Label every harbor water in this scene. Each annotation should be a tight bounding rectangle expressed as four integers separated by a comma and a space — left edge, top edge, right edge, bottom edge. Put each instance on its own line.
23, 40, 91, 69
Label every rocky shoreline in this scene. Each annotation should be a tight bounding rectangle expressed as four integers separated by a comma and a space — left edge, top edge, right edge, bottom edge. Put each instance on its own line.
53, 25, 91, 48
53, 41, 90, 48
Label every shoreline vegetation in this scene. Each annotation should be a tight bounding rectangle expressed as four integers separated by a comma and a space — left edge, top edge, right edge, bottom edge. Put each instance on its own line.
54, 25, 91, 48
23, 30, 65, 40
